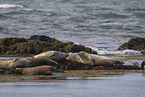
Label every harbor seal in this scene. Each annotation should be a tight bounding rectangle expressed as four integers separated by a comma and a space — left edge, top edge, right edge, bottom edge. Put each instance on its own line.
66, 52, 83, 63
131, 61, 139, 67
34, 51, 68, 61
67, 51, 124, 66
0, 59, 14, 69
11, 65, 56, 75
12, 58, 31, 68
0, 58, 31, 70
30, 57, 58, 67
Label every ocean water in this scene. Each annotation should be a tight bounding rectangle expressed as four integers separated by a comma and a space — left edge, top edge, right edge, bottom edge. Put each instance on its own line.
0, 73, 145, 97
0, 1, 145, 96
0, 0, 145, 59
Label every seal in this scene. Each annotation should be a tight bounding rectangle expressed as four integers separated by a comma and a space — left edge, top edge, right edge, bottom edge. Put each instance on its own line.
11, 65, 56, 75
66, 52, 83, 63
0, 58, 31, 70
30, 57, 58, 67
0, 60, 14, 69
34, 51, 68, 61
12, 58, 31, 68
131, 61, 139, 67
67, 51, 124, 66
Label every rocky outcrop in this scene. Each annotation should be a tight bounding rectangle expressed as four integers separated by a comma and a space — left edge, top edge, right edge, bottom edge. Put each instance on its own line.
0, 35, 97, 56
117, 37, 145, 51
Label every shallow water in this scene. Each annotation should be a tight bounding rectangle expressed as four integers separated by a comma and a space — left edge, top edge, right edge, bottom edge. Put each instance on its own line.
0, 73, 145, 97
0, 1, 145, 96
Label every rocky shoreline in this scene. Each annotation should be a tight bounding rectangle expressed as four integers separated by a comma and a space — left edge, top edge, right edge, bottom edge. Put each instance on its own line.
117, 37, 145, 54
0, 35, 145, 81
0, 70, 145, 82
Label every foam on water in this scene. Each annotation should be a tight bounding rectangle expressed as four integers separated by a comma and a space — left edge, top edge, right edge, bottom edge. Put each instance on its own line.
97, 49, 141, 55
0, 4, 23, 8
86, 46, 141, 55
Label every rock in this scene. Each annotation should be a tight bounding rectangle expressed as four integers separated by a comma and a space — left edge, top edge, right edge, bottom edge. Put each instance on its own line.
0, 35, 97, 55
0, 69, 3, 74
0, 37, 27, 54
57, 59, 90, 70
0, 37, 27, 46
118, 37, 145, 51
65, 44, 97, 54
123, 65, 140, 70
8, 40, 51, 55
30, 35, 52, 41
141, 61, 145, 69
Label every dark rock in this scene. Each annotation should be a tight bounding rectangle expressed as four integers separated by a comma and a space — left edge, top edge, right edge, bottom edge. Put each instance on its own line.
0, 35, 97, 56
92, 66, 105, 70
7, 40, 51, 55
118, 37, 145, 51
141, 61, 145, 70
30, 35, 52, 42
0, 37, 27, 46
65, 44, 97, 54
0, 69, 3, 74
57, 59, 92, 70
122, 65, 140, 70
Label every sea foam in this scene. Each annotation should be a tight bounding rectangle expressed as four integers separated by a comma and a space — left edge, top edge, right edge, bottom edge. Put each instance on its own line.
86, 46, 141, 55
97, 49, 141, 55
0, 4, 23, 8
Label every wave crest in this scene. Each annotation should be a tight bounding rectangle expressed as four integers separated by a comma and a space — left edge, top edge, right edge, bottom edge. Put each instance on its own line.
97, 49, 141, 55
0, 4, 23, 8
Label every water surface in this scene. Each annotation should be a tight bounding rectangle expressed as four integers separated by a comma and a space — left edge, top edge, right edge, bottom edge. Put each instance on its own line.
0, 73, 145, 97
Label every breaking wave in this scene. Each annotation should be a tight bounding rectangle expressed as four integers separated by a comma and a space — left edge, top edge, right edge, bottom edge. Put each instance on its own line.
97, 49, 141, 55
0, 4, 23, 8
86, 46, 141, 55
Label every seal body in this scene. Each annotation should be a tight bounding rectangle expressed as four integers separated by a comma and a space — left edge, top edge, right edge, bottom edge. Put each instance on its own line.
67, 51, 123, 66
13, 59, 31, 68
131, 61, 139, 67
13, 65, 55, 75
66, 52, 83, 63
0, 58, 31, 69
0, 60, 14, 69
30, 57, 58, 67
34, 51, 68, 61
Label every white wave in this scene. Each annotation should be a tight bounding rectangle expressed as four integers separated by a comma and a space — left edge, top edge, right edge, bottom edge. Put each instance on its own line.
85, 46, 141, 55
97, 49, 141, 55
0, 4, 23, 8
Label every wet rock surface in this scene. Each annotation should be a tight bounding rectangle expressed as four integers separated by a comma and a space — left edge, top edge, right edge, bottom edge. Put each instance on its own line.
0, 36, 144, 78
118, 37, 145, 52
0, 35, 97, 56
